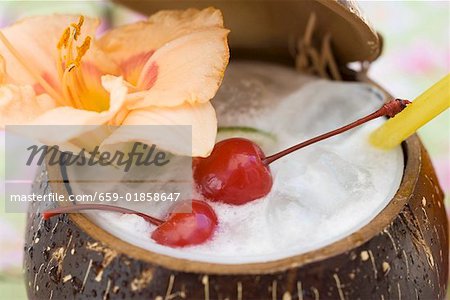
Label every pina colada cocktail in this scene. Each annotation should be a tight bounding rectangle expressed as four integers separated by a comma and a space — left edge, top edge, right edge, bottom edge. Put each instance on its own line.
44, 61, 405, 263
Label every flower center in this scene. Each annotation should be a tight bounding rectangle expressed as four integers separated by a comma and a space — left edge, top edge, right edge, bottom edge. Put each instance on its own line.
0, 16, 110, 111
57, 16, 109, 112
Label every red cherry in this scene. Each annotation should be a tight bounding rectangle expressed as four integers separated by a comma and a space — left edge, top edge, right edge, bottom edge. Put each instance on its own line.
193, 138, 272, 205
193, 99, 410, 206
151, 200, 218, 247
42, 201, 218, 248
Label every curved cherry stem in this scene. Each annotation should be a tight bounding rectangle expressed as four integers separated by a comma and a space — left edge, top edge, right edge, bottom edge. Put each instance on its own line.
42, 204, 165, 226
264, 99, 411, 165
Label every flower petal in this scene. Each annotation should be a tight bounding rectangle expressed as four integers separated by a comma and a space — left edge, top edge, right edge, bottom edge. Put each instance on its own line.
98, 7, 224, 64
0, 15, 99, 87
98, 8, 229, 102
101, 102, 217, 157
4, 76, 127, 144
0, 55, 6, 83
0, 84, 56, 128
130, 28, 229, 108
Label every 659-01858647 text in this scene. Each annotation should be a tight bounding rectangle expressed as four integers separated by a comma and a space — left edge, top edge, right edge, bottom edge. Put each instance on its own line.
9, 192, 181, 203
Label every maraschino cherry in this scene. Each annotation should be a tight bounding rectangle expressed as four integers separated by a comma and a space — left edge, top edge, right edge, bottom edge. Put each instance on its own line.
193, 99, 411, 205
193, 138, 272, 205
42, 200, 218, 247
151, 200, 218, 247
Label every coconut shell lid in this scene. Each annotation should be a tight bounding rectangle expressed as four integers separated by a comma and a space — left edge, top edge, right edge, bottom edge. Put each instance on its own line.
115, 0, 381, 65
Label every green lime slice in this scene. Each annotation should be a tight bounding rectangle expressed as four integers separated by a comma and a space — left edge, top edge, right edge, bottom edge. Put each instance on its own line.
217, 126, 277, 151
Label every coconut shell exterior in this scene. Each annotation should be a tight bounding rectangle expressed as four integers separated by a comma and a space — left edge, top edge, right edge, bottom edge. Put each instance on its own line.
24, 134, 448, 299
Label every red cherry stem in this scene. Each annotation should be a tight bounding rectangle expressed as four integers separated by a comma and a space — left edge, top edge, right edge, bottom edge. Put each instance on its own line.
264, 99, 411, 165
42, 204, 165, 226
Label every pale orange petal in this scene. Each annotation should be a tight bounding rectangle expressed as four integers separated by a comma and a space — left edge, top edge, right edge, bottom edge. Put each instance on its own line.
128, 28, 229, 108
4, 76, 127, 144
101, 102, 217, 157
0, 55, 5, 83
98, 8, 229, 99
83, 42, 120, 76
0, 84, 56, 128
98, 7, 224, 64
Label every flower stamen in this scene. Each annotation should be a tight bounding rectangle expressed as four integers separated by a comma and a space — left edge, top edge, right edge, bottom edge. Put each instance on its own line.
57, 16, 102, 111
75, 36, 91, 66
57, 27, 70, 50
71, 16, 84, 41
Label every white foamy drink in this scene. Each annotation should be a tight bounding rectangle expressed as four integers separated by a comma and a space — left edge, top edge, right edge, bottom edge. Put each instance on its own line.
84, 61, 404, 264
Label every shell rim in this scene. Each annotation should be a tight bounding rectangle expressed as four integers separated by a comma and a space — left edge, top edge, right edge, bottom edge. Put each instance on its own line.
47, 129, 421, 275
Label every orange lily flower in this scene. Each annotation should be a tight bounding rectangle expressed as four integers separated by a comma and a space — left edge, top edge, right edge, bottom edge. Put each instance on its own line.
0, 8, 229, 156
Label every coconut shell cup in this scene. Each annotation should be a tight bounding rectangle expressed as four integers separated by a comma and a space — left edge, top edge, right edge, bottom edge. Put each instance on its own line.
24, 1, 448, 299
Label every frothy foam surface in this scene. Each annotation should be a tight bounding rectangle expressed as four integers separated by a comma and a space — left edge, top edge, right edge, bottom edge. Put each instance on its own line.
86, 61, 404, 264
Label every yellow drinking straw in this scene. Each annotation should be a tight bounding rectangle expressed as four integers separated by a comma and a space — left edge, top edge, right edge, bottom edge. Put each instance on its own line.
370, 74, 450, 149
